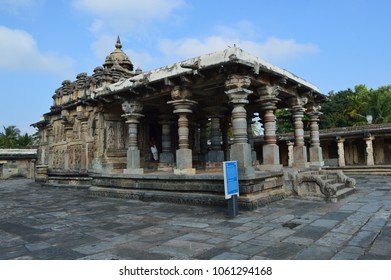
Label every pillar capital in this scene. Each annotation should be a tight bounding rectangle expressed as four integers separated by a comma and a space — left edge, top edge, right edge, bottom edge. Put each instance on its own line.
364, 134, 375, 141
307, 103, 322, 115
171, 85, 192, 100
336, 136, 345, 143
167, 97, 197, 114
225, 74, 251, 90
225, 75, 252, 105
121, 99, 144, 120
257, 85, 281, 104
290, 96, 308, 108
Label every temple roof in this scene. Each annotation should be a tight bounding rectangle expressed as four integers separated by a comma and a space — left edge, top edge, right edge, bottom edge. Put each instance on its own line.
97, 46, 323, 100
103, 36, 134, 71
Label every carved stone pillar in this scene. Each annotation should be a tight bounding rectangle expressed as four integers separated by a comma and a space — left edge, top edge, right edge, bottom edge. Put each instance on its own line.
225, 74, 254, 176
63, 123, 73, 171
308, 105, 324, 167
158, 114, 174, 171
77, 108, 89, 172
287, 140, 294, 167
47, 125, 54, 169
257, 86, 282, 171
204, 106, 225, 163
364, 135, 375, 166
221, 116, 230, 161
291, 100, 308, 168
247, 110, 258, 163
199, 118, 208, 164
167, 86, 198, 175
121, 99, 144, 174
337, 137, 346, 167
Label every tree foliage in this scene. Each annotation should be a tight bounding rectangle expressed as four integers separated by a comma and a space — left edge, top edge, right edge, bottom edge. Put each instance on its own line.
320, 84, 391, 129
273, 84, 391, 133
0, 125, 37, 148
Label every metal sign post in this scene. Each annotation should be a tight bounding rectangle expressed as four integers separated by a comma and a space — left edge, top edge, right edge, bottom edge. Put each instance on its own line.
223, 161, 239, 218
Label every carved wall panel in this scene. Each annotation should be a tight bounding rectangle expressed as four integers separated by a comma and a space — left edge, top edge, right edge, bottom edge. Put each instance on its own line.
69, 144, 82, 170
105, 121, 127, 150
52, 145, 66, 169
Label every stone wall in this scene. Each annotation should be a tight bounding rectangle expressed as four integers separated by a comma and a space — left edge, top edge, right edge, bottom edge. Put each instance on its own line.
0, 149, 37, 179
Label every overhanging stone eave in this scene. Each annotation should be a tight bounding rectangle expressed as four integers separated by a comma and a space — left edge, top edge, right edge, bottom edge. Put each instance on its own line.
95, 47, 322, 97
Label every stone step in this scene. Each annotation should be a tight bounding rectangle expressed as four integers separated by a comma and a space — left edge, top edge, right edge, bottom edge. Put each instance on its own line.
324, 178, 338, 185
327, 182, 347, 192
335, 186, 356, 200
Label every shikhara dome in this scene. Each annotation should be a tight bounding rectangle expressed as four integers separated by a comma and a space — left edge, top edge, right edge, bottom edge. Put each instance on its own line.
103, 36, 134, 71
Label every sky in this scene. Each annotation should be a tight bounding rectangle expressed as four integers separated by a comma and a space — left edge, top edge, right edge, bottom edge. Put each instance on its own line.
1, 0, 390, 135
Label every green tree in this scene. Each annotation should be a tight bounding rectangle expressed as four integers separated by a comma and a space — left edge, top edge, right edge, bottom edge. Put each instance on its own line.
17, 133, 35, 148
0, 125, 21, 148
320, 88, 356, 129
0, 125, 37, 148
276, 108, 294, 133
320, 84, 391, 128
366, 85, 391, 123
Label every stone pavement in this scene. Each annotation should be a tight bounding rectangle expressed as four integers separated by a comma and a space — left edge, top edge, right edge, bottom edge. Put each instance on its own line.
0, 175, 390, 260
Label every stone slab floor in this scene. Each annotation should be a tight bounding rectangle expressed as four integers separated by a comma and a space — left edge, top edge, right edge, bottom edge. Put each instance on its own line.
0, 175, 390, 260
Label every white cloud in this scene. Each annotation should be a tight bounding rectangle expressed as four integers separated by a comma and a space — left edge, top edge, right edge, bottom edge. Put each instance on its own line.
72, 0, 185, 34
0, 26, 74, 76
150, 21, 319, 67
0, 0, 45, 15
158, 33, 318, 66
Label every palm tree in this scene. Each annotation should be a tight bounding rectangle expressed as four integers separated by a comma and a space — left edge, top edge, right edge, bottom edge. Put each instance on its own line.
0, 125, 21, 148
17, 133, 35, 148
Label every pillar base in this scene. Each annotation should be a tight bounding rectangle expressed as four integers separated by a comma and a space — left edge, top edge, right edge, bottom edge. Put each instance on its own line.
230, 143, 255, 176
262, 144, 280, 166
158, 162, 174, 172
173, 168, 196, 175
258, 164, 283, 172
126, 149, 142, 171
174, 148, 195, 175
123, 168, 144, 175
293, 146, 309, 169
309, 146, 324, 167
159, 152, 174, 163
207, 150, 225, 162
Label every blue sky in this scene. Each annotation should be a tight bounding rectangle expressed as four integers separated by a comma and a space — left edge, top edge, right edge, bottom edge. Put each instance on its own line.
1, 0, 390, 134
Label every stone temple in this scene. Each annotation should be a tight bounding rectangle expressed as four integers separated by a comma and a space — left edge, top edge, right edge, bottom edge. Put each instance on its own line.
32, 37, 356, 210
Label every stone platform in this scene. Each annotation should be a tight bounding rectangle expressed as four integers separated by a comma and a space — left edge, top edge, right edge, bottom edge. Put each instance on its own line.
44, 170, 286, 211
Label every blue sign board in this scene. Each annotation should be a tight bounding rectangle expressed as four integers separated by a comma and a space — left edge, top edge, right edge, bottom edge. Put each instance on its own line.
223, 161, 239, 199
